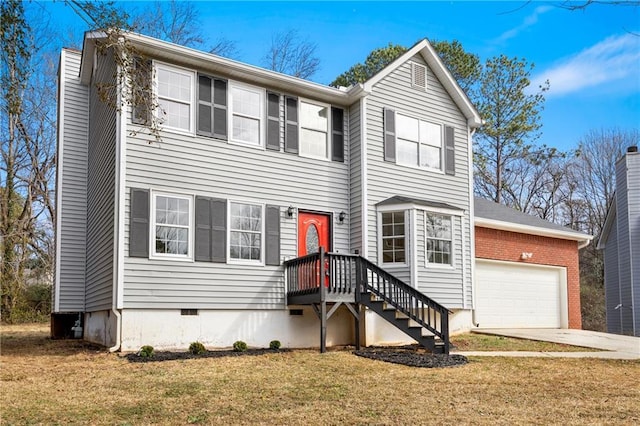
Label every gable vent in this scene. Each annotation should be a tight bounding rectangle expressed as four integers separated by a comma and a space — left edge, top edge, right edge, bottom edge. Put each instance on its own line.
412, 63, 427, 90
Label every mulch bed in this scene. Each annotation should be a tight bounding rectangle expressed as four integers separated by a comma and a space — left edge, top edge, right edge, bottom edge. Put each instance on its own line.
124, 348, 289, 363
125, 345, 467, 368
354, 347, 468, 368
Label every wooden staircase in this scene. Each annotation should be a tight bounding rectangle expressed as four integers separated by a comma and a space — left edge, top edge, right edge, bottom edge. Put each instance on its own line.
285, 249, 450, 354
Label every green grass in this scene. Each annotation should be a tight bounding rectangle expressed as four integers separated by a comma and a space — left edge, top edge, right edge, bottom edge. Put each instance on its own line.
451, 333, 600, 352
1, 323, 638, 425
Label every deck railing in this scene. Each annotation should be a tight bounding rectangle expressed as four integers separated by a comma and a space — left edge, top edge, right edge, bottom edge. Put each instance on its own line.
284, 248, 359, 298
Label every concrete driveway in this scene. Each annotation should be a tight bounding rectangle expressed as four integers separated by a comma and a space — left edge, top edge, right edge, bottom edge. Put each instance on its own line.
456, 328, 640, 360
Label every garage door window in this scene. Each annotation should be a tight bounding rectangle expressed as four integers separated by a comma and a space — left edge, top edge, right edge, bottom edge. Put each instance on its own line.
426, 213, 452, 266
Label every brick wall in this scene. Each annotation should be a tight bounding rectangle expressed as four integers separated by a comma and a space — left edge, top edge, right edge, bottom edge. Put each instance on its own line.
475, 226, 582, 329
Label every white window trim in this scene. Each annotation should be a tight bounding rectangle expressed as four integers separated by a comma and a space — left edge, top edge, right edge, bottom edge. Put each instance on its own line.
149, 191, 194, 262
298, 97, 331, 161
425, 212, 454, 269
227, 200, 265, 266
395, 111, 444, 173
377, 210, 409, 267
153, 61, 196, 135
228, 81, 266, 149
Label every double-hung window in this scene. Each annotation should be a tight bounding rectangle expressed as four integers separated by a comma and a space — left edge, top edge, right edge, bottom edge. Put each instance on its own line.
299, 100, 329, 159
381, 211, 406, 264
229, 82, 264, 147
156, 64, 194, 132
426, 213, 452, 266
229, 202, 263, 262
396, 113, 442, 170
152, 193, 192, 259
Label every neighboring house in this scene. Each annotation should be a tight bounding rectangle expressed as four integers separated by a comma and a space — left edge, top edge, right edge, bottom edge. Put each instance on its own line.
474, 197, 592, 330
598, 146, 640, 337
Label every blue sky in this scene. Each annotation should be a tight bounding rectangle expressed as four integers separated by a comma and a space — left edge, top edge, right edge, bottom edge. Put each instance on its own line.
33, 1, 640, 151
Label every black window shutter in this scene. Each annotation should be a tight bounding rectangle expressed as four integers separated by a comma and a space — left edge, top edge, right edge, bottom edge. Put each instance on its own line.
444, 126, 455, 175
284, 96, 298, 154
129, 188, 149, 258
210, 198, 227, 263
265, 205, 280, 266
266, 92, 280, 151
197, 75, 213, 136
213, 78, 228, 140
383, 108, 396, 162
194, 196, 212, 261
131, 58, 152, 125
331, 107, 344, 162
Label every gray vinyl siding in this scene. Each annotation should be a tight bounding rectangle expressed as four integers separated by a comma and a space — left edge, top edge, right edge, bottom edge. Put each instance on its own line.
604, 210, 622, 333
56, 49, 88, 312
123, 80, 351, 309
364, 54, 472, 308
627, 153, 639, 335
615, 158, 633, 334
349, 100, 362, 253
84, 51, 117, 312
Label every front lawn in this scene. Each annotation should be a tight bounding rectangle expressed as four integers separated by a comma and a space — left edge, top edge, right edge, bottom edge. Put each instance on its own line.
1, 324, 638, 425
451, 333, 599, 352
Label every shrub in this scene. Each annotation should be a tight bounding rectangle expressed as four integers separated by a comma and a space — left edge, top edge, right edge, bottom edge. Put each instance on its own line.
189, 341, 206, 355
232, 340, 247, 352
138, 345, 155, 358
269, 340, 281, 350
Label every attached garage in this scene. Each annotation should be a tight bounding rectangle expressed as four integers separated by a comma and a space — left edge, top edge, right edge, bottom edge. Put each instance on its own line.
475, 259, 567, 328
473, 197, 592, 330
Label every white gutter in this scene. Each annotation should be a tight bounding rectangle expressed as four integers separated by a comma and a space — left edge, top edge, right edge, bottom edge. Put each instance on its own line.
474, 217, 593, 248
80, 31, 367, 106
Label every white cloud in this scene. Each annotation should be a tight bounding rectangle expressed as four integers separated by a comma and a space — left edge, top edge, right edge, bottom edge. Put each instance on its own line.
495, 6, 553, 43
530, 34, 640, 97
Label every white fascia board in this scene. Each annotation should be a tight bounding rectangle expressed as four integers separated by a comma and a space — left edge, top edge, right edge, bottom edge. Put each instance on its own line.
475, 217, 593, 246
377, 203, 463, 217
81, 31, 368, 106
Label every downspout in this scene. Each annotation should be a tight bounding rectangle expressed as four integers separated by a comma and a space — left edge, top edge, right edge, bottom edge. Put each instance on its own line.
109, 57, 127, 352
468, 126, 480, 328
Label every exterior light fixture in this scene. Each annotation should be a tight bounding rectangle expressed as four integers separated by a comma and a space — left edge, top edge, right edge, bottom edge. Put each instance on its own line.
339, 211, 346, 222
287, 206, 294, 217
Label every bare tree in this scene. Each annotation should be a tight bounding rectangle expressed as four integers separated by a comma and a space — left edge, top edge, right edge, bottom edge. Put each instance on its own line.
1, 0, 56, 321
131, 0, 237, 57
263, 29, 320, 79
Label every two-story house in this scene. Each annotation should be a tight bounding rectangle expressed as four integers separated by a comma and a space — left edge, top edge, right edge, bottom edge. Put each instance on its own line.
54, 31, 482, 353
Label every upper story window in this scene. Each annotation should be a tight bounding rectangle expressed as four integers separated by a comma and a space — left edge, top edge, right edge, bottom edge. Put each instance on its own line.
396, 113, 442, 170
381, 211, 406, 264
384, 108, 455, 175
156, 64, 195, 132
426, 213, 452, 266
229, 202, 263, 262
299, 100, 330, 159
229, 82, 264, 147
152, 193, 192, 259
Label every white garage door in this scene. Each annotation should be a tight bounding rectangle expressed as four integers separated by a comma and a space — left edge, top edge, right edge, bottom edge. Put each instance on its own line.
475, 260, 567, 328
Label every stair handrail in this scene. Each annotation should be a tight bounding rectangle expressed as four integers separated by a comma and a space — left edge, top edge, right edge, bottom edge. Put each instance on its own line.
357, 256, 450, 351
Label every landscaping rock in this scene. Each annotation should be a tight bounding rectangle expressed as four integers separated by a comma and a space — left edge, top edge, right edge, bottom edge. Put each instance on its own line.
125, 348, 288, 363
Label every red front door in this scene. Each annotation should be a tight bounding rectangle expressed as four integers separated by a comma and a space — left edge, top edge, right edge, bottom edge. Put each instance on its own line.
298, 212, 331, 288
298, 212, 331, 256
